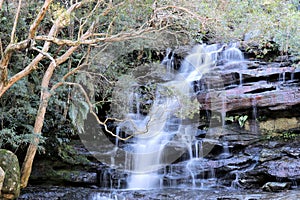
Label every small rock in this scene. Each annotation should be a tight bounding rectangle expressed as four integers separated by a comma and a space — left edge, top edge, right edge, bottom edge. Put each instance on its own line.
274, 55, 289, 62
262, 182, 291, 192
259, 148, 282, 162
281, 147, 300, 158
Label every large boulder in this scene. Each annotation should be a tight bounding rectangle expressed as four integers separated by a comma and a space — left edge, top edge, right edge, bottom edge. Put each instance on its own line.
0, 149, 20, 200
262, 157, 300, 179
0, 167, 5, 195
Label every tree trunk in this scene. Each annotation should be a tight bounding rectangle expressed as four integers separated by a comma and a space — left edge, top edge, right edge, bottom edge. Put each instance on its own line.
20, 92, 50, 188
19, 43, 83, 188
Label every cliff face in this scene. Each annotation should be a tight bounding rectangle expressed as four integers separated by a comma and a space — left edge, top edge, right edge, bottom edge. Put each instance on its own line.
26, 45, 300, 192
197, 52, 300, 135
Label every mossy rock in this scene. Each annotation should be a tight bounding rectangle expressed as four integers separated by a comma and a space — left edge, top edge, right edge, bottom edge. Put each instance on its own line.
0, 167, 4, 194
0, 149, 20, 200
58, 144, 90, 165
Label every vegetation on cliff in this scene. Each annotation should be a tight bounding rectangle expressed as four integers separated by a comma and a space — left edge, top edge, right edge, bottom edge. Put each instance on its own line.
0, 0, 299, 194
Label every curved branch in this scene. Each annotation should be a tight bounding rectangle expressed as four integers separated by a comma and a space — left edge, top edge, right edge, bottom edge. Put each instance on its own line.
35, 28, 155, 46
52, 81, 132, 141
153, 5, 216, 30
0, 1, 89, 98
31, 46, 57, 68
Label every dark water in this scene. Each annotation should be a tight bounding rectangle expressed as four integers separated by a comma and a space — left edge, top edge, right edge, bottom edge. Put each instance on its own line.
18, 186, 300, 200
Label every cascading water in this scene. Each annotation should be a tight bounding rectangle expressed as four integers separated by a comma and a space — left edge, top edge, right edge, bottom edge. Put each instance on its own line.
125, 94, 180, 189
115, 43, 247, 190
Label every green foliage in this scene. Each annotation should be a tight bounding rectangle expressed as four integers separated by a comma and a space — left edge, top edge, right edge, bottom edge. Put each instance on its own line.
281, 131, 298, 140
265, 131, 299, 141
0, 78, 38, 150
0, 75, 73, 152
57, 143, 90, 165
176, 0, 300, 57
1, 1, 47, 49
69, 98, 89, 134
1, 0, 299, 158
0, 128, 30, 150
226, 115, 248, 128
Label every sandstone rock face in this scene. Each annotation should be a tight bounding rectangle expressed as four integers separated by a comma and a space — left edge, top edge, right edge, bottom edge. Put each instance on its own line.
196, 52, 300, 134
258, 117, 300, 132
0, 149, 20, 200
197, 63, 300, 113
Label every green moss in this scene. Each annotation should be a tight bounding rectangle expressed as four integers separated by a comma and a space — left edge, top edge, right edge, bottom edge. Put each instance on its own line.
264, 131, 299, 141
58, 144, 90, 165
0, 149, 20, 199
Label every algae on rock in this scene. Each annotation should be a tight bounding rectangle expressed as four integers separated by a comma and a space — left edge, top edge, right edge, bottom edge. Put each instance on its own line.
0, 149, 20, 200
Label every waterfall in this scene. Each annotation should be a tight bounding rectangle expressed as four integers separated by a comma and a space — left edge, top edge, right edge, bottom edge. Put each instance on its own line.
120, 43, 244, 190
251, 99, 259, 134
161, 48, 175, 73
221, 44, 244, 61
126, 95, 179, 189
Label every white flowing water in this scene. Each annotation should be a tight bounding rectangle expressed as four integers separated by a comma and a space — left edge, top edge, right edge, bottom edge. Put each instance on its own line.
121, 43, 245, 190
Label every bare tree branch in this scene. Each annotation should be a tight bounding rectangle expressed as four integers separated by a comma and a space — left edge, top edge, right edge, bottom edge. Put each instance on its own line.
28, 0, 53, 39
78, 70, 114, 84
20, 21, 94, 187
54, 81, 133, 141
35, 28, 155, 46
0, 39, 3, 58
31, 46, 57, 68
10, 0, 22, 44
77, 0, 102, 39
0, 0, 89, 97
153, 5, 215, 30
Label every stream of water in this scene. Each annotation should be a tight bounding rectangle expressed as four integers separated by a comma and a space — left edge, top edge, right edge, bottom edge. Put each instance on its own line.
18, 43, 300, 200
117, 43, 245, 190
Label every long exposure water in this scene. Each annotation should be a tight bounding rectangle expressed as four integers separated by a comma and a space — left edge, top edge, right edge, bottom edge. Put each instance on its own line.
18, 43, 300, 200
117, 43, 245, 190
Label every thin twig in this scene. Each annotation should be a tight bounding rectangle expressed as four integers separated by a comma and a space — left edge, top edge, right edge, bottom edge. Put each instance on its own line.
28, 0, 53, 39
78, 70, 114, 84
0, 39, 3, 59
52, 81, 132, 141
10, 0, 22, 44
31, 46, 57, 68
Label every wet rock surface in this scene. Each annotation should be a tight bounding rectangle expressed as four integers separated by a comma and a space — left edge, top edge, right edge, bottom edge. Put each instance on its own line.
18, 186, 300, 200
262, 157, 300, 179
22, 48, 300, 198
262, 182, 291, 192
27, 134, 300, 192
197, 58, 300, 113
196, 52, 300, 137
